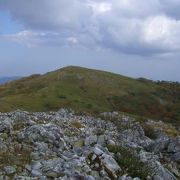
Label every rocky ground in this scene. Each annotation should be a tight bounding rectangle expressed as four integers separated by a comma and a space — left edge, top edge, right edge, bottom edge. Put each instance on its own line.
0, 109, 179, 180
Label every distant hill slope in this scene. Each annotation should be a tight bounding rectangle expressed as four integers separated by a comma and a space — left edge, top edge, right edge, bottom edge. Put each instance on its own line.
0, 76, 21, 84
0, 66, 179, 123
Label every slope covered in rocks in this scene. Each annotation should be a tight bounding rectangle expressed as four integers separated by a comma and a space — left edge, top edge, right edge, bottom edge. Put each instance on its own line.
0, 109, 179, 179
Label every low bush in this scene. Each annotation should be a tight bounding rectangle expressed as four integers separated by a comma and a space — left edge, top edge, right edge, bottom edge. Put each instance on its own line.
142, 124, 158, 140
107, 145, 150, 179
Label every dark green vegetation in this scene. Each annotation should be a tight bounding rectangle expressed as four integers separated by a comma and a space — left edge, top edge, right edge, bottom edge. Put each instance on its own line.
0, 66, 179, 124
107, 145, 149, 179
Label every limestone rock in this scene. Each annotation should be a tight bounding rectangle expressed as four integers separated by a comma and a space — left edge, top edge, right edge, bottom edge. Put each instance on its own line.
4, 166, 16, 175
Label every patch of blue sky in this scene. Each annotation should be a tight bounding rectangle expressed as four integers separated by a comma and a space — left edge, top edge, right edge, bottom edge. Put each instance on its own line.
0, 11, 23, 34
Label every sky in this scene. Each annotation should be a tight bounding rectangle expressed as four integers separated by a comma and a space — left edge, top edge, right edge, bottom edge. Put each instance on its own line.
0, 0, 180, 81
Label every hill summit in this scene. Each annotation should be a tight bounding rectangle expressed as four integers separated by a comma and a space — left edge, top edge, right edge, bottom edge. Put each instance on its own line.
0, 66, 179, 123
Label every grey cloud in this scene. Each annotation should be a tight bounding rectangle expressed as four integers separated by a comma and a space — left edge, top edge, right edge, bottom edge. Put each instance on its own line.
159, 0, 180, 20
1, 0, 180, 55
0, 0, 90, 31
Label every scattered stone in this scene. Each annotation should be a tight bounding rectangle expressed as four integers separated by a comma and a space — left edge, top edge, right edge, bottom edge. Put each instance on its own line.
85, 135, 97, 146
139, 151, 177, 180
108, 139, 116, 146
93, 146, 104, 156
4, 166, 16, 175
97, 135, 105, 145
101, 153, 121, 178
0, 109, 179, 179
0, 118, 12, 133
171, 152, 180, 162
31, 169, 42, 177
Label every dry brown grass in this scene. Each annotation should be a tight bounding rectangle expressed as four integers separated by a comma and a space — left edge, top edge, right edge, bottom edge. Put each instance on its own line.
70, 120, 83, 129
0, 143, 32, 172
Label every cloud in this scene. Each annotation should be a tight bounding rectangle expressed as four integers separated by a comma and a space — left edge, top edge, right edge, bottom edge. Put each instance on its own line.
87, 2, 112, 14
0, 30, 80, 47
142, 16, 180, 51
159, 0, 180, 20
1, 0, 180, 55
66, 37, 78, 45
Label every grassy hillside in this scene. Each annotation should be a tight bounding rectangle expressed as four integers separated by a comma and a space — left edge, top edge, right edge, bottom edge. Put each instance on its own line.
0, 66, 179, 123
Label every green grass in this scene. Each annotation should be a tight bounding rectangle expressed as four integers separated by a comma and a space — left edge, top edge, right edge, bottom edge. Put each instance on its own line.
0, 66, 179, 124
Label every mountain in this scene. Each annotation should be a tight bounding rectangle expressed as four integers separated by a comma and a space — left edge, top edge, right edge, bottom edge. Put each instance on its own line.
0, 66, 179, 179
0, 76, 21, 84
0, 66, 179, 124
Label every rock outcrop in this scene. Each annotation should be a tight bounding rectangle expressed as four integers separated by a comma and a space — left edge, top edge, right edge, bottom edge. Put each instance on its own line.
0, 109, 179, 179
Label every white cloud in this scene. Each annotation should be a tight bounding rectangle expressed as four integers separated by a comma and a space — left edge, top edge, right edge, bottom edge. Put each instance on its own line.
0, 30, 38, 47
1, 0, 180, 55
142, 16, 180, 51
0, 30, 70, 47
87, 2, 112, 14
66, 37, 78, 45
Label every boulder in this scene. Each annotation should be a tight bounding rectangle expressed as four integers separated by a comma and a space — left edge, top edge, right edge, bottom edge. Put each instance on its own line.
87, 145, 121, 179
0, 118, 12, 133
147, 138, 169, 154
139, 151, 177, 180
171, 152, 180, 162
101, 153, 121, 178
167, 137, 180, 153
119, 122, 153, 148
85, 135, 97, 146
97, 135, 105, 145
4, 166, 16, 175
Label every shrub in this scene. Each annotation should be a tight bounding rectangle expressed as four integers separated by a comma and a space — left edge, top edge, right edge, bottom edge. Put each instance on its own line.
142, 124, 158, 140
58, 95, 67, 99
86, 103, 93, 108
107, 145, 149, 179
